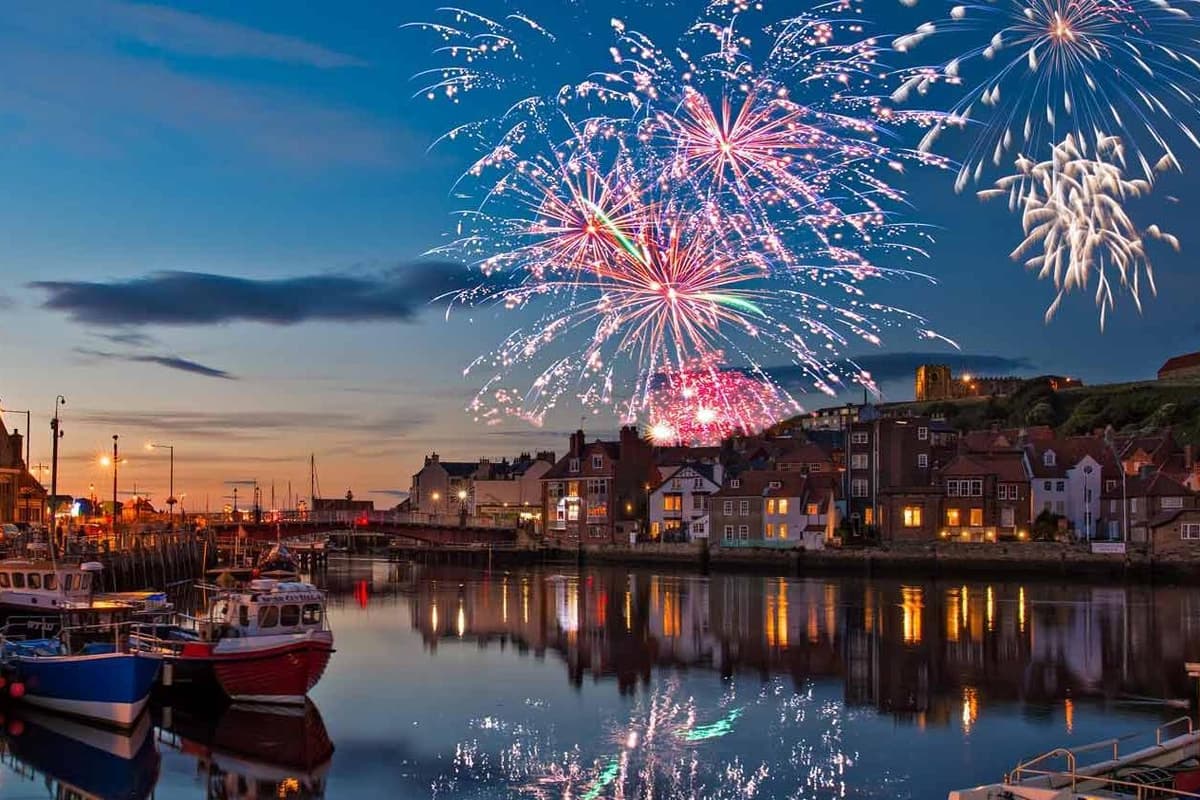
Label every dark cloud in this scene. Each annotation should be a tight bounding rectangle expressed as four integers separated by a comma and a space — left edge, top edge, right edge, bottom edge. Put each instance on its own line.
32, 262, 466, 327
766, 352, 1036, 386
75, 347, 235, 379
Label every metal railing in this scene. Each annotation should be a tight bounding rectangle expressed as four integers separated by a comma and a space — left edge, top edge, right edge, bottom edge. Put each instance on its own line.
1007, 717, 1198, 796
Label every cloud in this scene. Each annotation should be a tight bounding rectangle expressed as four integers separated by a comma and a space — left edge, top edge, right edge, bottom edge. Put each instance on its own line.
33, 262, 467, 328
368, 489, 411, 498
69, 407, 430, 440
75, 347, 235, 379
97, 331, 156, 347
766, 352, 1037, 386
81, 1, 367, 68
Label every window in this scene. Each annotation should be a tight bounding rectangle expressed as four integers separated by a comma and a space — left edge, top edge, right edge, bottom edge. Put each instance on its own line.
918, 453, 929, 468
851, 478, 869, 497
970, 508, 984, 527
1108, 520, 1121, 538
1182, 523, 1200, 541
730, 479, 741, 489
1110, 499, 1118, 513
1043, 481, 1053, 491
851, 454, 869, 470
11, 573, 24, 589
778, 499, 789, 514
998, 484, 1008, 500
1055, 481, 1065, 492
1130, 498, 1140, 514
1044, 450, 1056, 467
81, 574, 91, 590
903, 506, 923, 527
1163, 496, 1184, 509
970, 480, 983, 497
810, 463, 823, 473
946, 479, 960, 497
258, 605, 280, 628
63, 574, 73, 591
766, 523, 776, 538
946, 508, 961, 526
851, 432, 869, 445
766, 498, 776, 515
238, 605, 250, 627
723, 500, 733, 515
1106, 480, 1117, 491
807, 503, 819, 515
739, 500, 750, 517
694, 478, 704, 490
1001, 507, 1015, 528
779, 524, 789, 539
693, 494, 705, 510
280, 605, 301, 627
650, 522, 661, 538
723, 525, 734, 542
738, 525, 749, 541
569, 458, 580, 473
768, 480, 782, 489
671, 479, 681, 490
303, 604, 323, 625
918, 426, 929, 441
592, 455, 603, 469
43, 574, 56, 591
864, 507, 874, 525
0, 573, 9, 589
589, 526, 605, 538
27, 574, 40, 590
1054, 501, 1065, 514
567, 501, 580, 521
663, 495, 682, 512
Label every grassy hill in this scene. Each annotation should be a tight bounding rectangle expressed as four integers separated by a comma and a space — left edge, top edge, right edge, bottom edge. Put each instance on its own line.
793, 377, 1200, 444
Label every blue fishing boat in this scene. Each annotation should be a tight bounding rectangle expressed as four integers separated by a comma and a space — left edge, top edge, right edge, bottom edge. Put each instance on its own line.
1, 637, 162, 728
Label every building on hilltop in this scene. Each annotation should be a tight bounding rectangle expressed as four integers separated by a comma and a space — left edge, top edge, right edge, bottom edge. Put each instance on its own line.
1157, 352, 1200, 382
915, 364, 953, 402
913, 364, 1080, 402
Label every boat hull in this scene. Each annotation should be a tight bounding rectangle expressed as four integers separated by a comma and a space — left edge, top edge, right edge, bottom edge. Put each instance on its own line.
170, 632, 333, 704
11, 652, 161, 728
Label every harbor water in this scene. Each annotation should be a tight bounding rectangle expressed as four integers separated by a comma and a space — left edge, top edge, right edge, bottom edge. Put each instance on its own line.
0, 560, 1198, 799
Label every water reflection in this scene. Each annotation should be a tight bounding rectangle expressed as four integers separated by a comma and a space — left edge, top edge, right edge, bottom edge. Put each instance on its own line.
344, 564, 1200, 722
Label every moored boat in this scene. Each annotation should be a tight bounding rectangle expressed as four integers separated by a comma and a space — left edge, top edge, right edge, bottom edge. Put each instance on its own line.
149, 579, 333, 704
0, 633, 162, 728
0, 559, 171, 631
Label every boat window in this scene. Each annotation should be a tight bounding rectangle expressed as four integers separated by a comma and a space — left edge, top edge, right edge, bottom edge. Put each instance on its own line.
0, 573, 9, 589
12, 573, 25, 589
302, 604, 323, 625
280, 604, 300, 627
44, 574, 57, 591
81, 574, 92, 590
63, 574, 74, 591
27, 574, 40, 590
238, 605, 250, 627
257, 605, 279, 628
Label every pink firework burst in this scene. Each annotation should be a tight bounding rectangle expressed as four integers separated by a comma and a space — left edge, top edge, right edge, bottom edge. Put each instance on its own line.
641, 355, 798, 446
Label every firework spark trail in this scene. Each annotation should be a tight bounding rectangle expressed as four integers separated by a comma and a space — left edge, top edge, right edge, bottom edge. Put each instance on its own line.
411, 2, 954, 429
892, 0, 1200, 190
979, 134, 1179, 328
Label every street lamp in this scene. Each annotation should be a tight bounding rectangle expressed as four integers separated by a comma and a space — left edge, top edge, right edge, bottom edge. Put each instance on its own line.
110, 435, 120, 533
146, 443, 176, 527
431, 491, 441, 516
49, 396, 65, 535
457, 489, 468, 527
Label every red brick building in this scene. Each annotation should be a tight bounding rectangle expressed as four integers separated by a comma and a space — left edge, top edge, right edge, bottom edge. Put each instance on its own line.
938, 451, 1032, 541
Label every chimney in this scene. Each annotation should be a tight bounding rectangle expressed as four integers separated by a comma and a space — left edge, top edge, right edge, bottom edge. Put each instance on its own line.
570, 430, 585, 458
619, 425, 640, 456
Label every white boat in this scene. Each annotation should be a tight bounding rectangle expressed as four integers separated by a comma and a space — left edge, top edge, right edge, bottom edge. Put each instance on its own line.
950, 718, 1200, 799
0, 560, 169, 622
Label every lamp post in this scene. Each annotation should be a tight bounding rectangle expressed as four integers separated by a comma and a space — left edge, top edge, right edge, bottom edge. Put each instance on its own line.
147, 443, 175, 527
49, 396, 65, 535
112, 435, 120, 534
457, 488, 468, 527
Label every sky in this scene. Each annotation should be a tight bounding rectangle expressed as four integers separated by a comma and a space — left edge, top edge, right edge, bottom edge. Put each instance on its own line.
1, 0, 1197, 511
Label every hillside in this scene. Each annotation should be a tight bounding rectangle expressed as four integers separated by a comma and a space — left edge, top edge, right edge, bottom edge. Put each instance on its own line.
794, 377, 1200, 444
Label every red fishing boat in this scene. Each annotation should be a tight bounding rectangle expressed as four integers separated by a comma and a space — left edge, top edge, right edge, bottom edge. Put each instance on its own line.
151, 579, 333, 704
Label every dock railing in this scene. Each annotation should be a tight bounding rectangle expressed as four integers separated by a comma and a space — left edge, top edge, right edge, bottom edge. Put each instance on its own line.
1006, 717, 1199, 798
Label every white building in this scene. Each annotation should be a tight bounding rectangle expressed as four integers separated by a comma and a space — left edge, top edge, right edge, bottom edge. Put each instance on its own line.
1030, 444, 1103, 539
1065, 454, 1103, 540
649, 463, 721, 541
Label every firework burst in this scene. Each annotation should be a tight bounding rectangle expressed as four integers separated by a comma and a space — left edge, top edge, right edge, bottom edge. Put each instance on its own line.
980, 134, 1179, 328
893, 0, 1200, 189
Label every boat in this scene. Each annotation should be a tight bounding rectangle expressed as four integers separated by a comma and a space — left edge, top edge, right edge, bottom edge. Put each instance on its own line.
0, 559, 171, 628
949, 717, 1200, 799
254, 543, 300, 580
157, 699, 333, 800
148, 578, 333, 704
0, 630, 163, 728
1, 706, 160, 800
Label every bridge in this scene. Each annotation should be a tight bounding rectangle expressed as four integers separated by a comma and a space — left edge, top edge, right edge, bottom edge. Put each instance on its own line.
204, 512, 520, 548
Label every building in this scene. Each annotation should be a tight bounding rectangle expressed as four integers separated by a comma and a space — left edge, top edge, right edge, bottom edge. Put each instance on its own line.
469, 452, 555, 526
409, 454, 482, 515
1148, 508, 1200, 557
879, 486, 943, 542
1157, 352, 1200, 382
710, 471, 839, 549
648, 463, 721, 542
0, 420, 44, 526
1102, 468, 1198, 543
847, 413, 945, 529
541, 428, 655, 546
913, 365, 1079, 402
915, 364, 953, 402
313, 492, 374, 519
1026, 439, 1105, 539
939, 450, 1033, 541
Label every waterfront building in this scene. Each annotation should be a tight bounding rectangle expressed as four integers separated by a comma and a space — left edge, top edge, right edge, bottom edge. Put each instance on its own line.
647, 463, 720, 542
879, 485, 943, 542
540, 428, 655, 546
710, 471, 838, 549
1102, 468, 1198, 543
470, 453, 555, 527
938, 450, 1033, 541
409, 454, 481, 515
846, 413, 946, 529
1148, 507, 1200, 557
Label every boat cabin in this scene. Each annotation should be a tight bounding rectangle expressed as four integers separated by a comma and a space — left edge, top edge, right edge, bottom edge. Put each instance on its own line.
0, 561, 103, 611
205, 580, 327, 639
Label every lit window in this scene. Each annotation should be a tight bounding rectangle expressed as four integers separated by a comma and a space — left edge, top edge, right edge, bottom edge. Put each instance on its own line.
864, 507, 874, 525
970, 508, 984, 526
663, 495, 682, 512
766, 523, 776, 539
903, 506, 922, 527
946, 508, 961, 526
778, 499, 789, 514
806, 503, 819, 515
778, 523, 789, 539
766, 498, 776, 515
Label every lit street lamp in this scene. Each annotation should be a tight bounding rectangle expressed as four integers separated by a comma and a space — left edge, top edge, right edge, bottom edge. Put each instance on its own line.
146, 442, 176, 527
457, 488, 468, 527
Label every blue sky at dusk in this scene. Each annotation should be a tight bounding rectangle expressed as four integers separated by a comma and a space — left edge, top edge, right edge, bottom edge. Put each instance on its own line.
1, 0, 1196, 509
